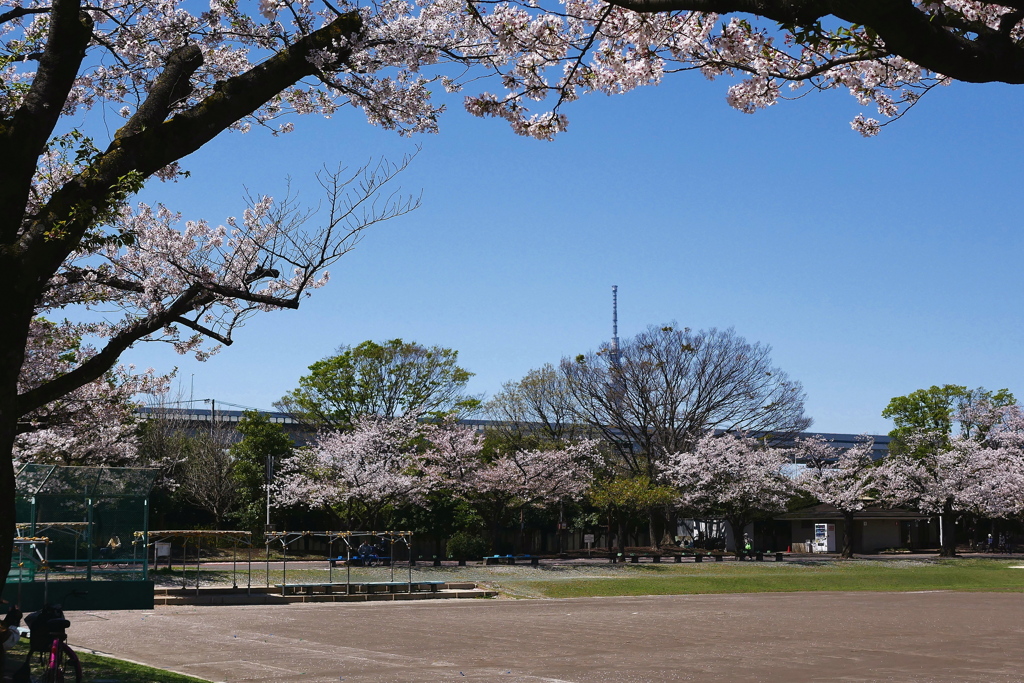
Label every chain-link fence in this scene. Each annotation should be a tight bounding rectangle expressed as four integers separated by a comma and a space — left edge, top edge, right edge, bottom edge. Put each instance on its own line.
11, 464, 158, 584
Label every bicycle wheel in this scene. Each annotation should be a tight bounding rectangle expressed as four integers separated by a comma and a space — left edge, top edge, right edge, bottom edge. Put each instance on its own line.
43, 643, 82, 683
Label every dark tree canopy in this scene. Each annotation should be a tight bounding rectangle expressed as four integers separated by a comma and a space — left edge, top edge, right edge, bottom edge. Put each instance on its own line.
562, 324, 811, 478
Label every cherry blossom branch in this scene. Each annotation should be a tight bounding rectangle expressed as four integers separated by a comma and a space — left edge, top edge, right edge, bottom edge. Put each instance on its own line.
17, 284, 205, 415
16, 10, 364, 280
172, 316, 233, 346
601, 0, 1024, 84
0, 6, 50, 24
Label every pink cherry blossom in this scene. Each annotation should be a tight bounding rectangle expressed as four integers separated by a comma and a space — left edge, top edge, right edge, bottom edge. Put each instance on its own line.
661, 431, 791, 550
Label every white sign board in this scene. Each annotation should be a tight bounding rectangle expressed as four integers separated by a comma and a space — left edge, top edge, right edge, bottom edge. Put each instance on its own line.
583, 534, 595, 544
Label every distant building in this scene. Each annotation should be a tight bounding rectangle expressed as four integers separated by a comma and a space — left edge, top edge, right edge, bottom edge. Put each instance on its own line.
775, 504, 937, 554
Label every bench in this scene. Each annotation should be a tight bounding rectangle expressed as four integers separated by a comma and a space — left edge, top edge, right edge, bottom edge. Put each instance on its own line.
483, 555, 538, 566
329, 556, 392, 568
276, 580, 446, 596
622, 554, 674, 564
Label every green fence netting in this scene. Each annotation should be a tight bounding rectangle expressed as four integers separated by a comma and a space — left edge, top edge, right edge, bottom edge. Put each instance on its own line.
11, 464, 158, 584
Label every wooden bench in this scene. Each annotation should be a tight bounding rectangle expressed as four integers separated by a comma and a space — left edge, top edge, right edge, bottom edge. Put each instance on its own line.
276, 580, 446, 596
483, 555, 538, 566
328, 556, 392, 568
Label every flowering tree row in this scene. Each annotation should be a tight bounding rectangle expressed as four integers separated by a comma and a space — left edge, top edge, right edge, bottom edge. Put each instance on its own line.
267, 402, 1024, 558
659, 405, 1024, 558
273, 414, 602, 541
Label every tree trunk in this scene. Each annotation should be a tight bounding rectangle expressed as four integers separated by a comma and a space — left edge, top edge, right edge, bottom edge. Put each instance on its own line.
940, 501, 957, 557
0, 420, 15, 588
0, 277, 37, 587
665, 504, 679, 547
617, 517, 626, 554
489, 512, 502, 554
840, 510, 855, 559
727, 517, 749, 556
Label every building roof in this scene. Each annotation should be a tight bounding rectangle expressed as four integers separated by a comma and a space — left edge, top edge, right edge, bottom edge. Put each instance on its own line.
776, 503, 931, 521
136, 408, 892, 458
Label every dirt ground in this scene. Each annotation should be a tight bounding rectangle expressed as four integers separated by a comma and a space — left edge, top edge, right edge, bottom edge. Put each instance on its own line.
62, 591, 1024, 682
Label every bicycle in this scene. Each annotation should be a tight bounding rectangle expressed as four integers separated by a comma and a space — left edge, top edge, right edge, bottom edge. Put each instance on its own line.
21, 604, 83, 683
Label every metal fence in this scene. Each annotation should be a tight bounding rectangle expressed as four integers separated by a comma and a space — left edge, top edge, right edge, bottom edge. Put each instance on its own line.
11, 464, 159, 584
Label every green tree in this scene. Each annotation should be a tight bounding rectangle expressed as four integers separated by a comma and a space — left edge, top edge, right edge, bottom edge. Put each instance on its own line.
230, 411, 295, 536
396, 490, 483, 559
882, 385, 1015, 457
587, 476, 676, 554
275, 339, 479, 430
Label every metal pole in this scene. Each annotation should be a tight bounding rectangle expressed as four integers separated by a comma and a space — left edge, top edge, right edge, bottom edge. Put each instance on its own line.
142, 499, 150, 582
232, 537, 237, 590
42, 542, 49, 604
281, 537, 287, 595
16, 544, 23, 606
265, 455, 274, 529
408, 535, 412, 594
265, 539, 270, 588
85, 498, 93, 581
390, 535, 395, 583
196, 535, 201, 596
346, 536, 351, 595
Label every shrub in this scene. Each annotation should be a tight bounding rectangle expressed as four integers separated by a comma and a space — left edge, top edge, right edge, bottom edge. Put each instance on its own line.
447, 532, 489, 560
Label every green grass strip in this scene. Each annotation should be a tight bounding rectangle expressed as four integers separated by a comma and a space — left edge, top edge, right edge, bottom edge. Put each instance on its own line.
509, 559, 1024, 599
5, 642, 210, 683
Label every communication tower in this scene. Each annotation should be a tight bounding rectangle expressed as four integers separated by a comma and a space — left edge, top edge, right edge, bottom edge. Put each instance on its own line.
610, 285, 621, 368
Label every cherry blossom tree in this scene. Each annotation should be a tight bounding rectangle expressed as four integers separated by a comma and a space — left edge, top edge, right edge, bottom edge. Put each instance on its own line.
273, 413, 424, 528
794, 434, 877, 558
15, 318, 170, 466
661, 431, 792, 553
874, 409, 1024, 557
421, 421, 602, 550
4, 0, 1024, 583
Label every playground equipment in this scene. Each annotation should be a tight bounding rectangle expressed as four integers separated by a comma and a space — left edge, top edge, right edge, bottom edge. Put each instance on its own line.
9, 537, 51, 604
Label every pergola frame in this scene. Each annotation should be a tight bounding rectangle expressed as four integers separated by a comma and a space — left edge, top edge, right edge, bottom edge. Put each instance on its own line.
142, 530, 254, 596
265, 530, 415, 594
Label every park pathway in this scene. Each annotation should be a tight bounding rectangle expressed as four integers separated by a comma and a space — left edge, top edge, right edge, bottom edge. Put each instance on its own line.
67, 591, 1024, 682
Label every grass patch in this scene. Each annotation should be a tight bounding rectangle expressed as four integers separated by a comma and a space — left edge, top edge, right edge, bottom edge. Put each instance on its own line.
4, 642, 209, 683
497, 559, 1024, 599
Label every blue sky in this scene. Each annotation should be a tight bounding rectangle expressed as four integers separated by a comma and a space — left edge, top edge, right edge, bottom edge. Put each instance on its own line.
121, 71, 1024, 435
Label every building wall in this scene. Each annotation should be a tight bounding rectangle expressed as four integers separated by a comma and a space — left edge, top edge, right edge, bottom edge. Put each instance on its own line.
861, 520, 903, 552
